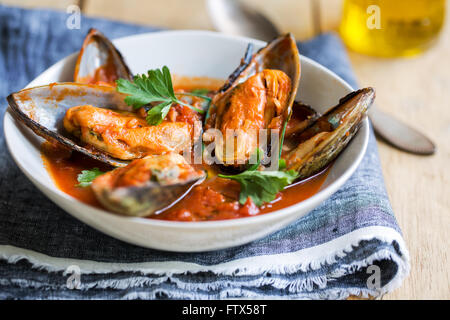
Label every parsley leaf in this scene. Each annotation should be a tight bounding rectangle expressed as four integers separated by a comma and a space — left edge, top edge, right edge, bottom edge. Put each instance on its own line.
146, 101, 172, 126
219, 169, 297, 206
218, 148, 297, 206
76, 168, 105, 187
279, 118, 288, 157
116, 66, 174, 108
116, 66, 208, 126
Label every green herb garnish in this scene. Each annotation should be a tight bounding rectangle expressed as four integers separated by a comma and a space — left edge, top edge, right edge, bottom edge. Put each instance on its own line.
218, 150, 297, 206
145, 101, 172, 126
279, 118, 288, 158
76, 168, 105, 187
116, 66, 210, 126
219, 168, 297, 207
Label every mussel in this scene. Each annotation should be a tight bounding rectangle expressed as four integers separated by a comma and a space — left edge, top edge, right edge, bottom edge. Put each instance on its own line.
7, 82, 195, 167
74, 28, 133, 85
205, 33, 301, 166
91, 153, 206, 217
7, 83, 132, 167
285, 87, 375, 179
8, 28, 203, 167
8, 29, 137, 166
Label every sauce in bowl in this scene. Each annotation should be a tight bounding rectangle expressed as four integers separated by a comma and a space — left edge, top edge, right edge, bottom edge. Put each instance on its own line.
42, 145, 329, 221
41, 77, 330, 221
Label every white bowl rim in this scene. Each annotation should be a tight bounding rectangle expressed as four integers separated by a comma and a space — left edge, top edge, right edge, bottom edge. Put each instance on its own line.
3, 30, 368, 230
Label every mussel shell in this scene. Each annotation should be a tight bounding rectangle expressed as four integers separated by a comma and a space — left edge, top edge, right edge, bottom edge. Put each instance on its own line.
92, 171, 206, 217
7, 82, 132, 167
74, 28, 133, 84
254, 33, 301, 120
285, 101, 320, 138
213, 33, 301, 122
286, 87, 375, 179
216, 43, 254, 94
207, 34, 301, 168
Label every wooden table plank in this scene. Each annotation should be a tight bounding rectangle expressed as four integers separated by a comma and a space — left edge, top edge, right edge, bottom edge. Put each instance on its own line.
0, 0, 79, 10
243, 0, 315, 39
83, 0, 213, 31
82, 0, 315, 40
318, 0, 343, 32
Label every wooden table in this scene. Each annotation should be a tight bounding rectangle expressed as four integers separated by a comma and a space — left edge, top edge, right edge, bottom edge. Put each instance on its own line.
2, 0, 449, 300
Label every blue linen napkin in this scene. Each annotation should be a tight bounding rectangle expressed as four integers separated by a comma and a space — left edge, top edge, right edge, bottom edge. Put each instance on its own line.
0, 5, 409, 299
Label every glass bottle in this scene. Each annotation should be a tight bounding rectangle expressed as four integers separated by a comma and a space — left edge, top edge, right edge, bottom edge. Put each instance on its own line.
340, 0, 446, 57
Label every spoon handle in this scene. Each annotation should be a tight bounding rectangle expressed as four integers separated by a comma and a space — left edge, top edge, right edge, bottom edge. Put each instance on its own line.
369, 108, 436, 155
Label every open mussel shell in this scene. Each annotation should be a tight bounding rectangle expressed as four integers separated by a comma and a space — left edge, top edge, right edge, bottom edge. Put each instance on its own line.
286, 87, 375, 179
216, 33, 301, 98
285, 101, 320, 138
91, 154, 207, 217
214, 33, 301, 120
207, 34, 301, 169
74, 28, 133, 85
7, 82, 132, 167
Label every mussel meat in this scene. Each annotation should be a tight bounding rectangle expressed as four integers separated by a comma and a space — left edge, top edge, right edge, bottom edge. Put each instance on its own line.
205, 33, 301, 166
64, 105, 193, 160
7, 83, 196, 166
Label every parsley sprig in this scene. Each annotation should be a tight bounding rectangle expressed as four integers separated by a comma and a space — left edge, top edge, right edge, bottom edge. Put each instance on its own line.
116, 66, 211, 126
76, 168, 105, 187
218, 151, 297, 207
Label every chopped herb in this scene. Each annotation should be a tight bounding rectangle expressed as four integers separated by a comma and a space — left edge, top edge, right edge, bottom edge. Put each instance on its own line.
145, 101, 172, 126
279, 118, 288, 158
116, 66, 210, 126
218, 149, 297, 206
218, 169, 298, 207
76, 168, 105, 187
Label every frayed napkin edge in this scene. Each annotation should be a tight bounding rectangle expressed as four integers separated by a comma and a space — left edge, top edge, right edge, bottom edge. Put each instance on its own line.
0, 226, 410, 298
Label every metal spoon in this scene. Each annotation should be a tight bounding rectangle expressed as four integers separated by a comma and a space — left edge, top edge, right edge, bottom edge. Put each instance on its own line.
206, 0, 436, 155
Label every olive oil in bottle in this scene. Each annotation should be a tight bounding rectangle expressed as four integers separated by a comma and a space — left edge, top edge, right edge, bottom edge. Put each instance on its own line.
339, 0, 446, 57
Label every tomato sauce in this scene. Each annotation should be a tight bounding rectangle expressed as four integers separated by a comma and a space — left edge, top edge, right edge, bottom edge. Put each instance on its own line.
153, 169, 329, 221
40, 77, 330, 221
42, 142, 329, 221
41, 142, 111, 209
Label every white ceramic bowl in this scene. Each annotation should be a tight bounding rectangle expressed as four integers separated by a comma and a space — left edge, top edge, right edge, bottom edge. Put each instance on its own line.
3, 31, 368, 252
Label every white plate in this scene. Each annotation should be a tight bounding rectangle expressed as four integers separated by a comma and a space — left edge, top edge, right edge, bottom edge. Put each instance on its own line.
3, 30, 368, 252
